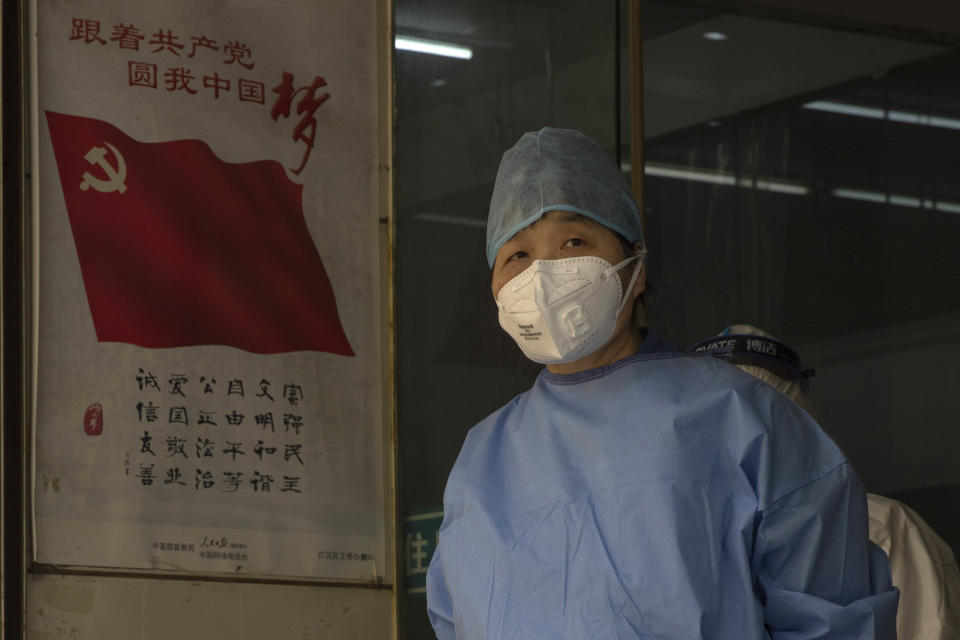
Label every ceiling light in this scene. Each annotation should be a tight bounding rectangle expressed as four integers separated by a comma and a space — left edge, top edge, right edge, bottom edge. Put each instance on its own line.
644, 163, 809, 195
411, 212, 486, 228
831, 187, 960, 213
645, 164, 734, 186
804, 101, 884, 119
804, 100, 960, 130
395, 36, 473, 60
831, 188, 886, 203
935, 201, 960, 213
702, 31, 728, 41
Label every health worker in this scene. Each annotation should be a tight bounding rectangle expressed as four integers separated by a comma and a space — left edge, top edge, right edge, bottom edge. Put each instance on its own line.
425, 127, 900, 639
691, 324, 960, 640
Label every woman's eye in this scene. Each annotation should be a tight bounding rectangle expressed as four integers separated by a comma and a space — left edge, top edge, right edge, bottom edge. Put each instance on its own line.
508, 250, 528, 262
564, 238, 584, 248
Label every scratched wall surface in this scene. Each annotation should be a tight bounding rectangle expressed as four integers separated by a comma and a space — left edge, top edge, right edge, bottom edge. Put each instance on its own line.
27, 574, 393, 640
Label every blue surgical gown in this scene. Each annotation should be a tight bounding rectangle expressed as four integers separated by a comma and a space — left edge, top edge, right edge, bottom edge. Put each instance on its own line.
426, 341, 899, 639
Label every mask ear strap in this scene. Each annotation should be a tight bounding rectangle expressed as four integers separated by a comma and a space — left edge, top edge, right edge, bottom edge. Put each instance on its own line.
615, 255, 644, 316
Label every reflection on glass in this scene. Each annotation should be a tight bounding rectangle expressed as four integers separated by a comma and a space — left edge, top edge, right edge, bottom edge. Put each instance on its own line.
641, 2, 960, 565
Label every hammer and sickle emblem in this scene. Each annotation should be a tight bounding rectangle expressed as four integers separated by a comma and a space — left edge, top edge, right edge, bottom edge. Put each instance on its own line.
79, 141, 127, 194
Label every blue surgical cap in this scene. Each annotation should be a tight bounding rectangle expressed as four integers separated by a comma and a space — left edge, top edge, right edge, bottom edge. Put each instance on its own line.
486, 127, 643, 267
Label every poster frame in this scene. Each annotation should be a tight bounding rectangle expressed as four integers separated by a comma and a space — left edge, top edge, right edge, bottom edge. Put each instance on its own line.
24, 0, 396, 588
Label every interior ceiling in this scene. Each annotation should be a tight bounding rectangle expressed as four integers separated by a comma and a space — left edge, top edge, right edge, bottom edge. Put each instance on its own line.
396, 0, 950, 132
642, 12, 943, 138
674, 0, 960, 42
394, 0, 614, 115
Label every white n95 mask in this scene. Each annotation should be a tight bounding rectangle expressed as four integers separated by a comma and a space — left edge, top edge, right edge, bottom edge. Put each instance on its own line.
496, 254, 643, 364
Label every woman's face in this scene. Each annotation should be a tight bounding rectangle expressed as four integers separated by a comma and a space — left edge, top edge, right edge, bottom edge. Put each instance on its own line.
491, 210, 641, 299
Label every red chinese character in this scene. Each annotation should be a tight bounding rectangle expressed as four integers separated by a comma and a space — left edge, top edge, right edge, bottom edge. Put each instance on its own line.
270, 72, 330, 175
163, 67, 198, 94
222, 41, 254, 69
203, 72, 230, 99
270, 72, 297, 120
238, 79, 265, 104
110, 23, 145, 50
149, 29, 185, 55
187, 35, 219, 58
128, 61, 158, 88
70, 18, 106, 45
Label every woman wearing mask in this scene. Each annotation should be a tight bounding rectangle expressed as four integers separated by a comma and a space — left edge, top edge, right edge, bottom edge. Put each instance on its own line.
426, 128, 898, 639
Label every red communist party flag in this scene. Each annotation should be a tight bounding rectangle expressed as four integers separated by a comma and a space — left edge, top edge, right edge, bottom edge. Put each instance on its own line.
45, 111, 354, 356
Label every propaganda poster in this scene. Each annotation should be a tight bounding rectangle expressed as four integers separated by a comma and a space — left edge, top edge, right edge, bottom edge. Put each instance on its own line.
32, 0, 388, 580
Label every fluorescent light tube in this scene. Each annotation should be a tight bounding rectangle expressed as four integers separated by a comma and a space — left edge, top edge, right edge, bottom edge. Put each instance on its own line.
395, 36, 473, 60
804, 100, 960, 131
412, 212, 486, 228
702, 31, 728, 41
832, 187, 960, 213
804, 101, 884, 119
645, 163, 809, 195
832, 188, 887, 203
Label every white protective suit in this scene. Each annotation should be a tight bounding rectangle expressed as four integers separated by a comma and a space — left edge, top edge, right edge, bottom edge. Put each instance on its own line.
867, 494, 960, 640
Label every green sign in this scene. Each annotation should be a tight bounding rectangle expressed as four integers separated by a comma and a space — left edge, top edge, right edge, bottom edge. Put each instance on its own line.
404, 508, 443, 596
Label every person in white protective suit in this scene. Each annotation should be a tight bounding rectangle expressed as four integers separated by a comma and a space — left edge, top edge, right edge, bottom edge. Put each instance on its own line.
690, 323, 960, 640
425, 126, 899, 639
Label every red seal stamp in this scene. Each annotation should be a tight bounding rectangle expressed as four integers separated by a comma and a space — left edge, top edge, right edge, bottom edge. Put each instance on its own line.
84, 403, 103, 436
